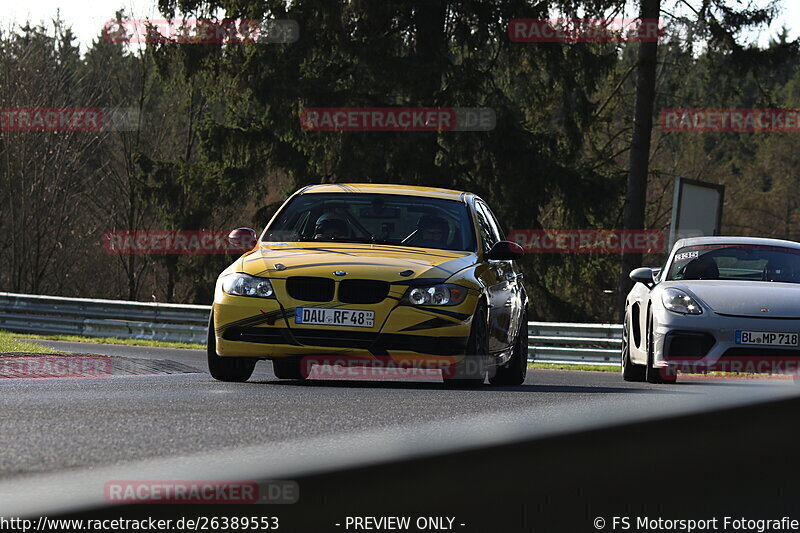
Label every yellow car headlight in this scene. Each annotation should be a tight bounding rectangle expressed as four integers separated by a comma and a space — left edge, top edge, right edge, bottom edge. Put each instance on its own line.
221, 273, 275, 298
403, 284, 468, 306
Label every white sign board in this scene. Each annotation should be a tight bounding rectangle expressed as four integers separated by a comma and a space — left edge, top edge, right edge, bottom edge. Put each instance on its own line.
668, 178, 725, 248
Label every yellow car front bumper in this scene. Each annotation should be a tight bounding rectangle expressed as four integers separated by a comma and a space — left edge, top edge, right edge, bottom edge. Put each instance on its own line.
212, 290, 477, 364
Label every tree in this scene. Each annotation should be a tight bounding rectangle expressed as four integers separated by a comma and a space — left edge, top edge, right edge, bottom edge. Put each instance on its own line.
151, 0, 632, 316
618, 0, 660, 318
616, 0, 788, 319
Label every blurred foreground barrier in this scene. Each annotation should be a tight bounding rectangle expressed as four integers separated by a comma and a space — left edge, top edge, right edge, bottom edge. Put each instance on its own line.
0, 292, 622, 364
15, 378, 800, 528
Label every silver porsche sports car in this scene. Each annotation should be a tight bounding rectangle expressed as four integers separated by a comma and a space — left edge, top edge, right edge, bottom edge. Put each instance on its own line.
622, 236, 800, 383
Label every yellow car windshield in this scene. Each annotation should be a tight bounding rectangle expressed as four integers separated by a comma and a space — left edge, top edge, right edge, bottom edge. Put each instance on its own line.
263, 193, 477, 252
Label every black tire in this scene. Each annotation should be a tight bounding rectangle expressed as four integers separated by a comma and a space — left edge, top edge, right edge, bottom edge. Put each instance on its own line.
489, 307, 528, 386
443, 303, 489, 387
207, 312, 257, 382
645, 308, 677, 384
621, 312, 646, 382
272, 357, 306, 380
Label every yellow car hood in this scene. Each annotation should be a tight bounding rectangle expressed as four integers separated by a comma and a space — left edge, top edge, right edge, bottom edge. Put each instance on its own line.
239, 242, 477, 282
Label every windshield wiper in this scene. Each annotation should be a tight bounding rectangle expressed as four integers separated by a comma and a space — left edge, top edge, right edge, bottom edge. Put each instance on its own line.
368, 237, 405, 245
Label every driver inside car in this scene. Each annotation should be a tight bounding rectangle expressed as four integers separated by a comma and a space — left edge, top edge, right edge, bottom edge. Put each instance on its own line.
764, 258, 798, 282
411, 214, 449, 248
313, 213, 350, 240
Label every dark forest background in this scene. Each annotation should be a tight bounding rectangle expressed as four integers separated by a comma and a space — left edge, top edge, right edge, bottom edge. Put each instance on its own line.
1, 0, 797, 321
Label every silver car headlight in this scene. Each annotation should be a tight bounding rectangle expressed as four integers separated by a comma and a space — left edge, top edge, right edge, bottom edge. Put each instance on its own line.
404, 284, 468, 306
221, 273, 275, 298
662, 288, 702, 315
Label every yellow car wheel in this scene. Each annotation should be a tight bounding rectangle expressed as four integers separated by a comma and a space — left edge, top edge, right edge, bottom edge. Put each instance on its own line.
488, 307, 528, 386
272, 357, 306, 380
443, 303, 488, 388
207, 312, 257, 382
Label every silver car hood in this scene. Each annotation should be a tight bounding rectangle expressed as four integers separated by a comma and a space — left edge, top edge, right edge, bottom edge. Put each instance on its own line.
664, 280, 800, 318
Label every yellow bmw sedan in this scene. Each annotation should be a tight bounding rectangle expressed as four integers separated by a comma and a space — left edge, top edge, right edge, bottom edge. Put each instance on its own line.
208, 183, 528, 386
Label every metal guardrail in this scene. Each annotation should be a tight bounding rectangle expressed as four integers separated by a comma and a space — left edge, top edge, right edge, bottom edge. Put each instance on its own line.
0, 292, 621, 365
0, 292, 209, 344
528, 321, 621, 366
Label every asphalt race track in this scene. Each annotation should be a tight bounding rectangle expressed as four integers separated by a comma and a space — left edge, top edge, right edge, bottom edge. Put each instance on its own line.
0, 340, 795, 478
2, 340, 799, 525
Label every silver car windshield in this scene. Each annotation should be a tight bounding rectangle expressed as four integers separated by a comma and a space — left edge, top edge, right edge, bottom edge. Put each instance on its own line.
666, 245, 800, 283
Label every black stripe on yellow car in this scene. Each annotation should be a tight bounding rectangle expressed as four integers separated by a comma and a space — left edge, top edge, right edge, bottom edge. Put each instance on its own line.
399, 318, 460, 332
389, 278, 448, 286
245, 246, 461, 260
216, 308, 294, 333
250, 261, 449, 276
256, 247, 360, 257
410, 307, 472, 321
